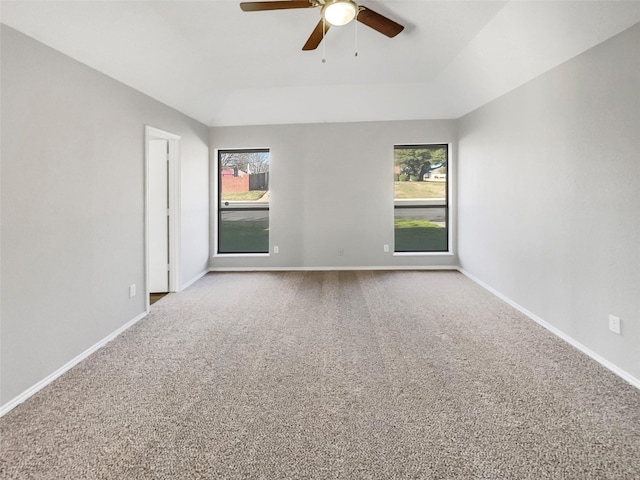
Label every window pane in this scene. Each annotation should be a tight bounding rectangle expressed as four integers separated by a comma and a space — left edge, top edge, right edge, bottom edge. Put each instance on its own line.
218, 149, 269, 254
219, 209, 269, 253
394, 207, 447, 252
394, 145, 448, 252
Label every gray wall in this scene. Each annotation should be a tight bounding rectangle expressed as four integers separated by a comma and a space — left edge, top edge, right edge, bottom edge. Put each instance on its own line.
0, 26, 210, 406
210, 120, 457, 270
457, 24, 640, 381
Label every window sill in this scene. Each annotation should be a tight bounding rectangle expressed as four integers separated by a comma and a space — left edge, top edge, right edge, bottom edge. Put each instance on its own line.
393, 252, 454, 257
213, 253, 270, 258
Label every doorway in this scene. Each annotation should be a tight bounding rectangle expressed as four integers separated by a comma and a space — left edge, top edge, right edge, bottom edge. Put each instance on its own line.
145, 126, 181, 311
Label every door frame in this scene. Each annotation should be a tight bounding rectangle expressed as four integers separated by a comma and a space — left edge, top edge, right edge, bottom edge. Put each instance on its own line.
145, 126, 181, 312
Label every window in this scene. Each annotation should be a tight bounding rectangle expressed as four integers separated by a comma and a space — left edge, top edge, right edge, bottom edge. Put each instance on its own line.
218, 149, 270, 254
394, 144, 448, 252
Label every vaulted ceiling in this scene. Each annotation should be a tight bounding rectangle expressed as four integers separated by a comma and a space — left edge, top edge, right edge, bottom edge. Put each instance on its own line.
2, 1, 639, 126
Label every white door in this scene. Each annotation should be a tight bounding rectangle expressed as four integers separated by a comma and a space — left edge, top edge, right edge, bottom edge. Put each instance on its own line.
149, 139, 169, 293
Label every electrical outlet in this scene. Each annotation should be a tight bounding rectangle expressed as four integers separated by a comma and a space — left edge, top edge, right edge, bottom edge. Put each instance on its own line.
608, 314, 621, 335
273, 246, 279, 254
129, 284, 136, 298
383, 244, 389, 253
337, 248, 344, 256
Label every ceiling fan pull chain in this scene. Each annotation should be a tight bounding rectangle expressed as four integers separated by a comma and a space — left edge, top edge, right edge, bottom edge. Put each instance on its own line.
322, 17, 327, 63
354, 12, 358, 57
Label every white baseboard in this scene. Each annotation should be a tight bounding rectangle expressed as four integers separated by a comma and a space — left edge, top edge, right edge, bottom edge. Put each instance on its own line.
209, 265, 459, 272
0, 310, 148, 417
457, 267, 640, 391
181, 269, 209, 290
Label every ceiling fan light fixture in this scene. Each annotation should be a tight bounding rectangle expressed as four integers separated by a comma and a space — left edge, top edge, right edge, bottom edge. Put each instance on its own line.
322, 0, 357, 26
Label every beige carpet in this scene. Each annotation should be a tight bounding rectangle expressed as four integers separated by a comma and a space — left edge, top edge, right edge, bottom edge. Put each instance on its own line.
1, 271, 639, 479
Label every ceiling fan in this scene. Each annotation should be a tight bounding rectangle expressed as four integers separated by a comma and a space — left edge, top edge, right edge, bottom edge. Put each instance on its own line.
239, 0, 404, 51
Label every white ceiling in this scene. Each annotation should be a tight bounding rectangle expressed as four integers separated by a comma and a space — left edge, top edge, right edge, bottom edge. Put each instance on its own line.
2, 1, 639, 126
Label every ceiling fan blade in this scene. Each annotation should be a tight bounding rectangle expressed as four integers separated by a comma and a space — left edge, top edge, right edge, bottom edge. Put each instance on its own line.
240, 1, 313, 12
302, 20, 330, 51
357, 7, 404, 38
